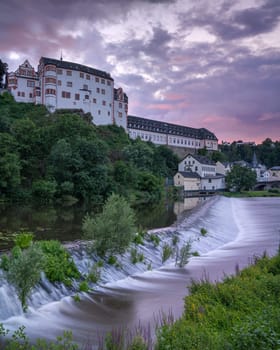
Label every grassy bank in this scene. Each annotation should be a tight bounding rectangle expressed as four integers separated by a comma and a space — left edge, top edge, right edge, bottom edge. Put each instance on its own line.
156, 250, 280, 350
222, 189, 280, 197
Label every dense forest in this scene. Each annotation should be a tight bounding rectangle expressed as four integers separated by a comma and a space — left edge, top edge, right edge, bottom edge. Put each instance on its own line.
0, 93, 179, 205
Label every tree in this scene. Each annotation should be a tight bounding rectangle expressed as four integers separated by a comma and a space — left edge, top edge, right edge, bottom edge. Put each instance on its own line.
82, 193, 137, 256
0, 59, 8, 88
2, 243, 45, 311
226, 164, 257, 192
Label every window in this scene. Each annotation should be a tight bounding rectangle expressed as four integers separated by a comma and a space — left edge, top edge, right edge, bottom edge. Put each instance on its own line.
86, 74, 90, 80
119, 102, 122, 108
57, 69, 63, 75
107, 80, 111, 86
17, 91, 20, 96
75, 93, 80, 100
95, 77, 99, 82
83, 84, 88, 90
101, 78, 105, 84
102, 100, 106, 106
98, 110, 101, 115
67, 81, 72, 87
66, 70, 72, 76
108, 111, 110, 116
36, 90, 41, 96
208, 179, 212, 183
21, 92, 25, 97
85, 95, 89, 100
96, 87, 100, 93
9, 78, 17, 84
93, 98, 96, 103
45, 77, 56, 84
45, 65, 56, 72
57, 80, 61, 86
29, 93, 33, 98
101, 89, 105, 94
118, 112, 123, 118
46, 89, 56, 95
27, 80, 35, 87
62, 91, 71, 98
80, 72, 84, 78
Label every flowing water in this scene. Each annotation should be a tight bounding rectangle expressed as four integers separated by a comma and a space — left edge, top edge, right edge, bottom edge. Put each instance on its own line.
0, 196, 279, 348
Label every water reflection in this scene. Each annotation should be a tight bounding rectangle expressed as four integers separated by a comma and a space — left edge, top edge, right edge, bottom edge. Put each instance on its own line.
173, 197, 208, 216
0, 197, 208, 251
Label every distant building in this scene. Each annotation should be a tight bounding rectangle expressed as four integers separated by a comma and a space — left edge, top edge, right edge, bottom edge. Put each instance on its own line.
269, 166, 280, 178
174, 154, 226, 194
127, 115, 218, 151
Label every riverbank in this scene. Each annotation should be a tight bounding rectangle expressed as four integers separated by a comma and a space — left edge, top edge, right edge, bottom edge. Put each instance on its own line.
222, 189, 280, 197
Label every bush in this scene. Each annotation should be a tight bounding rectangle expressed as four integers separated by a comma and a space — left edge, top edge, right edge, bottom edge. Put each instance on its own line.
130, 248, 145, 264
108, 255, 118, 265
79, 281, 90, 292
149, 234, 160, 247
83, 193, 137, 256
200, 228, 207, 236
175, 241, 192, 267
39, 240, 80, 284
14, 231, 34, 249
161, 244, 173, 263
31, 179, 57, 203
2, 243, 45, 311
87, 263, 101, 283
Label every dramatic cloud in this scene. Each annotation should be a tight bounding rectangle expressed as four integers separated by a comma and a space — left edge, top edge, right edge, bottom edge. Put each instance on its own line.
1, 0, 279, 143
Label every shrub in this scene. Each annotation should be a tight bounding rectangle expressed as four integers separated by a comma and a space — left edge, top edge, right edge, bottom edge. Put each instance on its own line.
83, 194, 137, 256
87, 263, 101, 283
79, 281, 90, 292
161, 244, 173, 263
130, 248, 145, 264
200, 228, 207, 236
175, 241, 192, 267
14, 231, 34, 249
39, 240, 80, 284
2, 242, 45, 311
108, 255, 118, 265
149, 234, 160, 247
31, 179, 57, 203
172, 235, 179, 246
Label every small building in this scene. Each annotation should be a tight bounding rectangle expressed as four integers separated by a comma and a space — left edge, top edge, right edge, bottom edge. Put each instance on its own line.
269, 166, 280, 178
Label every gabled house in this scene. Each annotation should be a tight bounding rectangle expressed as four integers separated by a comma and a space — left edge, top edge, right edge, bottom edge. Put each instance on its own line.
174, 154, 226, 194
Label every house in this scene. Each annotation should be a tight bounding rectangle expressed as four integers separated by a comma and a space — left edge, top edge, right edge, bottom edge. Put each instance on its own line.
269, 166, 280, 178
174, 154, 226, 193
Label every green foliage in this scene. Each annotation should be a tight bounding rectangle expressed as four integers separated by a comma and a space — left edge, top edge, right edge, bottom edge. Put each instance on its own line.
149, 234, 160, 247
161, 243, 173, 263
14, 231, 34, 249
2, 243, 45, 311
175, 241, 192, 267
108, 255, 118, 265
0, 325, 79, 349
172, 235, 179, 246
39, 240, 80, 284
156, 251, 280, 349
87, 263, 101, 283
128, 335, 148, 350
200, 228, 207, 236
83, 194, 137, 256
130, 248, 145, 264
78, 280, 90, 292
31, 179, 57, 203
226, 164, 257, 192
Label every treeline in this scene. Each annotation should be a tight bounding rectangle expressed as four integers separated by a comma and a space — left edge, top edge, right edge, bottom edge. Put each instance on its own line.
217, 139, 280, 167
0, 93, 178, 205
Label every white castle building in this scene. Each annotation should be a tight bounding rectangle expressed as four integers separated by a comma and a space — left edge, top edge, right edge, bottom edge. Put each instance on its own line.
8, 57, 218, 151
8, 57, 128, 128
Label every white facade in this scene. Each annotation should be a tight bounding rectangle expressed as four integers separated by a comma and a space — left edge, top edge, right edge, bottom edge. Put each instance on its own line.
8, 60, 39, 104
8, 57, 128, 128
178, 154, 216, 177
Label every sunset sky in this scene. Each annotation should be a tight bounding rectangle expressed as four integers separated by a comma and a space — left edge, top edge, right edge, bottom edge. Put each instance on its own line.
1, 0, 279, 143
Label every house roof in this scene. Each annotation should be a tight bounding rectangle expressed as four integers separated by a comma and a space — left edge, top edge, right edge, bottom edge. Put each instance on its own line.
270, 166, 280, 170
39, 57, 114, 81
127, 115, 217, 141
177, 171, 201, 179
182, 154, 216, 165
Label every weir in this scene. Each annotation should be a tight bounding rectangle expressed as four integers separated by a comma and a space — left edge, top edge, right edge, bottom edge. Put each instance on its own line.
1, 196, 280, 347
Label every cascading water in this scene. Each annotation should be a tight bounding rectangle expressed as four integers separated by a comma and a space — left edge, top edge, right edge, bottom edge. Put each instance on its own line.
1, 196, 279, 346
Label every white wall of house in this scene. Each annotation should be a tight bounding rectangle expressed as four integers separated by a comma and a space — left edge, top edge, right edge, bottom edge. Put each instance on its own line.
178, 155, 216, 177
200, 176, 226, 190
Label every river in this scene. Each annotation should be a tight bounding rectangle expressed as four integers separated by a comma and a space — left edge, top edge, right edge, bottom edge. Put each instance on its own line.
0, 196, 280, 348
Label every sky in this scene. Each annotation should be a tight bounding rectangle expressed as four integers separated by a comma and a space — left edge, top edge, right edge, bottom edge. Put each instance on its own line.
0, 0, 279, 144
